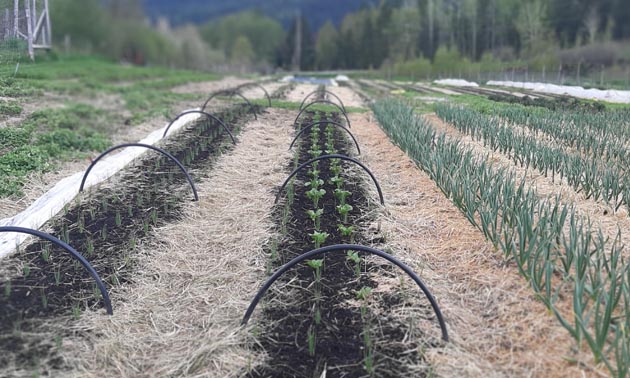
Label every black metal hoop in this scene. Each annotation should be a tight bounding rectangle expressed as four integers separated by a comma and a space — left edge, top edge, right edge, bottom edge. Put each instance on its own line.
0, 226, 113, 315
162, 110, 235, 144
241, 243, 448, 341
274, 154, 384, 205
293, 100, 351, 129
289, 121, 360, 154
236, 83, 272, 107
79, 143, 199, 201
201, 89, 257, 120
299, 90, 347, 113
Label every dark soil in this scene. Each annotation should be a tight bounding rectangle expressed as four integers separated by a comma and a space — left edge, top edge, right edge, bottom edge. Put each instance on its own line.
0, 103, 261, 374
249, 111, 430, 377
487, 93, 606, 112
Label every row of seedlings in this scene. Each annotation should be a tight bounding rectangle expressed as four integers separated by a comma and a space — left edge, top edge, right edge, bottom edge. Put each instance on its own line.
373, 97, 630, 377
244, 91, 446, 377
435, 103, 630, 213
0, 86, 265, 373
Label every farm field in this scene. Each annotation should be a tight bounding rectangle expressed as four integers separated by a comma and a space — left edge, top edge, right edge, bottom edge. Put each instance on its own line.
3, 57, 630, 377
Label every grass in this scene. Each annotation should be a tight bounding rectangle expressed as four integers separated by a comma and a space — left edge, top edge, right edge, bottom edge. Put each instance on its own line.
0, 55, 221, 199
0, 103, 111, 196
0, 101, 22, 116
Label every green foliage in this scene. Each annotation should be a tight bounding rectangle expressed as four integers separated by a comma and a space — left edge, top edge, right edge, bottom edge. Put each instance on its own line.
372, 97, 630, 377
230, 36, 256, 68
0, 101, 23, 116
315, 21, 340, 70
392, 57, 432, 79
50, 0, 108, 50
0, 102, 115, 197
200, 10, 285, 64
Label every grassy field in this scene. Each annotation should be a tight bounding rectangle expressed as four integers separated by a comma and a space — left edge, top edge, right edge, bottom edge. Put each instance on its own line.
0, 56, 219, 198
3, 66, 630, 376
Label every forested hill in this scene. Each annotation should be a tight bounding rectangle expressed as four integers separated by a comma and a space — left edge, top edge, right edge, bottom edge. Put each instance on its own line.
142, 0, 376, 29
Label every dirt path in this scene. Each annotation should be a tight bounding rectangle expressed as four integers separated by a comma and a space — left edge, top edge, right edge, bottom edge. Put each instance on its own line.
284, 83, 318, 103
59, 108, 295, 377
349, 112, 600, 377
326, 85, 365, 108
424, 113, 630, 255
239, 82, 284, 100
170, 76, 249, 95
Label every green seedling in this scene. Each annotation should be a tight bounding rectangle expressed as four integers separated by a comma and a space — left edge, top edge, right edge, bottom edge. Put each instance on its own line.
4, 281, 11, 298
86, 238, 94, 256
54, 267, 61, 285
307, 169, 321, 179
307, 209, 324, 230
307, 259, 324, 325
339, 224, 356, 242
337, 204, 353, 224
78, 212, 85, 233
310, 231, 329, 249
329, 176, 344, 189
41, 289, 48, 308
22, 263, 30, 278
101, 224, 108, 241
308, 147, 323, 159
307, 188, 326, 208
151, 208, 158, 225
41, 244, 50, 262
306, 178, 324, 190
356, 286, 374, 375
307, 325, 316, 357
72, 303, 81, 320
346, 250, 362, 278
334, 189, 351, 205
115, 210, 122, 227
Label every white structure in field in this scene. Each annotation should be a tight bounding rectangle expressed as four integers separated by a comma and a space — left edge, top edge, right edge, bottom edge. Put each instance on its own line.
433, 79, 479, 87
2, 0, 52, 59
0, 110, 202, 260
487, 81, 630, 104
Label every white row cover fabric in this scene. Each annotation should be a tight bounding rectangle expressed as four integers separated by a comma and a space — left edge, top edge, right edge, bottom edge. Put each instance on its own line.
0, 109, 202, 260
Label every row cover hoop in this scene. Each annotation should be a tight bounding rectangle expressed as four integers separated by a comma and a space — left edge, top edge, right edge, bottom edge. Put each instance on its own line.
289, 120, 360, 155
275, 154, 384, 206
241, 243, 448, 341
0, 226, 113, 315
201, 89, 258, 120
299, 89, 347, 113
162, 110, 235, 144
293, 100, 352, 129
79, 143, 199, 202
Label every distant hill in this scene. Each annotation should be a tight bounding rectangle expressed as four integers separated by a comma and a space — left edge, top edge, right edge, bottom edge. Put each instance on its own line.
142, 0, 376, 30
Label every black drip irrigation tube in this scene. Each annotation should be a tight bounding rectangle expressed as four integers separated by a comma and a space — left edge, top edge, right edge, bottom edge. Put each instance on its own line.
299, 89, 347, 113
236, 82, 272, 107
0, 226, 113, 315
241, 243, 449, 342
78, 143, 199, 202
162, 110, 235, 144
293, 100, 352, 129
275, 154, 384, 205
289, 121, 360, 155
201, 89, 258, 120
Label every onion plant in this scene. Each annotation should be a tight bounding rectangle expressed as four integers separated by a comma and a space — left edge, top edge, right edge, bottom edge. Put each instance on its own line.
372, 97, 630, 377
356, 286, 374, 375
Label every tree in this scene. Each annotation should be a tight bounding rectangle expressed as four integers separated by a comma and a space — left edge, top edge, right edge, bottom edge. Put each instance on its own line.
200, 11, 284, 65
231, 35, 255, 66
279, 15, 316, 71
516, 0, 550, 54
49, 0, 107, 50
315, 21, 339, 70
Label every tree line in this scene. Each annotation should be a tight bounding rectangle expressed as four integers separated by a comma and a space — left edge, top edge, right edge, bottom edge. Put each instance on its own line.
49, 0, 630, 77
